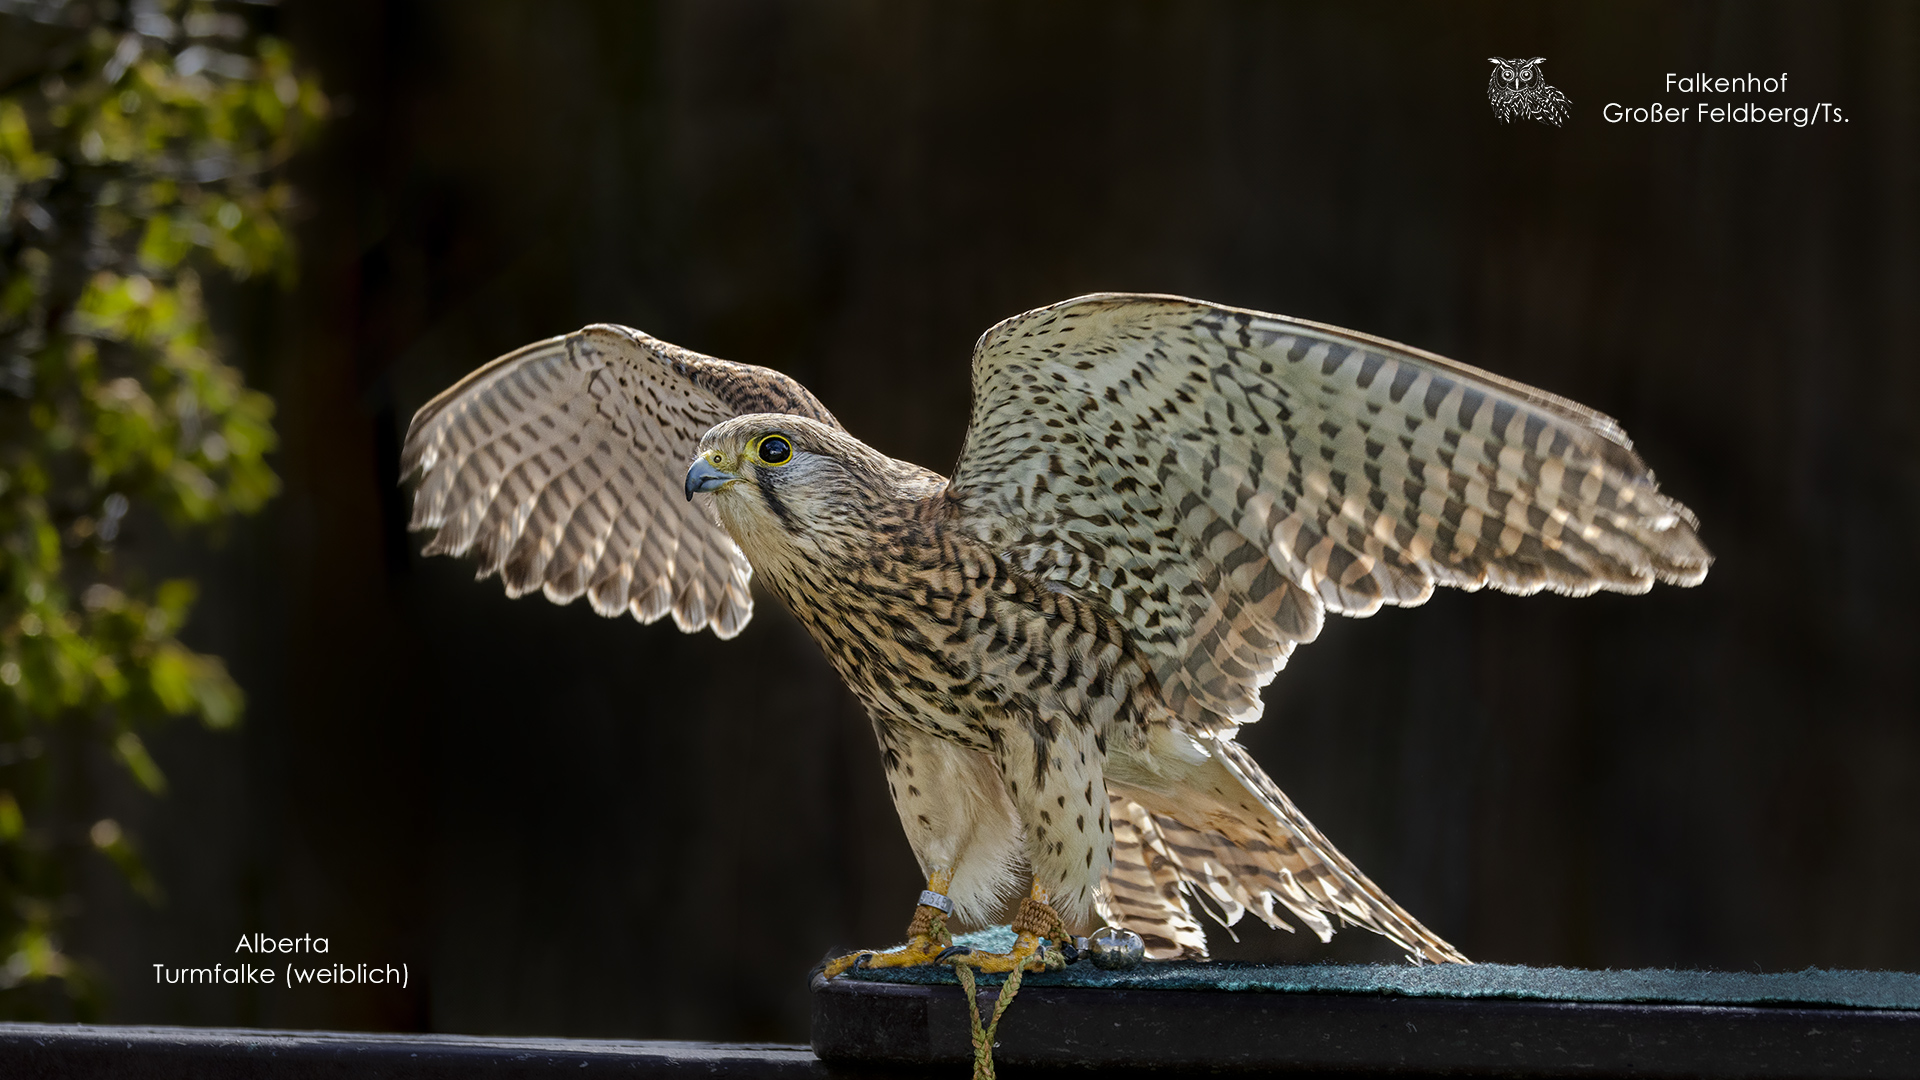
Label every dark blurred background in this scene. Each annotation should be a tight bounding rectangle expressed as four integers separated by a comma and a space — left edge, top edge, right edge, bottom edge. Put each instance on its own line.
55, 0, 1918, 1044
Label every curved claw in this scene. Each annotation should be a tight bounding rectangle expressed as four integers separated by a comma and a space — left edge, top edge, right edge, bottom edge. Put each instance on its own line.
824, 938, 952, 978
941, 930, 1064, 974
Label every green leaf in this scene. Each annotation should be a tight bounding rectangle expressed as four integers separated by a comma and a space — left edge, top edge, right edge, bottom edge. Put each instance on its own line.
112, 732, 167, 796
0, 793, 23, 842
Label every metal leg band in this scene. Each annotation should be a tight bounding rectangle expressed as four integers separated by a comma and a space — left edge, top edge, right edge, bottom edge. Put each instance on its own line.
917, 889, 955, 915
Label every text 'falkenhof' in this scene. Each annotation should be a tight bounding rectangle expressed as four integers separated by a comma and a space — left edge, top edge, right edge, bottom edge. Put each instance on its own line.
1605, 72, 1846, 126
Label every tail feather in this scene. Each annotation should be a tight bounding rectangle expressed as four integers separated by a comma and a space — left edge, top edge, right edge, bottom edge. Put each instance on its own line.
1096, 799, 1208, 959
1104, 735, 1468, 965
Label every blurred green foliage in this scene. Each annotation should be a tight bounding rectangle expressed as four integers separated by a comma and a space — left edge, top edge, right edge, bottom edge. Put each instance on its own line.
0, 0, 323, 1017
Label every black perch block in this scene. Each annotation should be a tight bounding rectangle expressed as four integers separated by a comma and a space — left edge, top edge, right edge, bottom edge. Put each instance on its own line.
815, 958, 1920, 1077
2, 962, 1914, 1078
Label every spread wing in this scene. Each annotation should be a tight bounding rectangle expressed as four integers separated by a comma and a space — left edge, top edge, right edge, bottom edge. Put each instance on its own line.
948, 293, 1710, 732
401, 324, 840, 638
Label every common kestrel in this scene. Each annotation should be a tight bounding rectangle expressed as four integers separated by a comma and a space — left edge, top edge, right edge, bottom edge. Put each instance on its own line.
403, 294, 1709, 973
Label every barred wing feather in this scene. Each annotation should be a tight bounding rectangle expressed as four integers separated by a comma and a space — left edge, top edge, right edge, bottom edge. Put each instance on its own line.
950, 293, 1710, 732
401, 324, 840, 638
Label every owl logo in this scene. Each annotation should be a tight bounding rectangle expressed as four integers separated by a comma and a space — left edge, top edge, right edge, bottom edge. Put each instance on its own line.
1488, 57, 1571, 127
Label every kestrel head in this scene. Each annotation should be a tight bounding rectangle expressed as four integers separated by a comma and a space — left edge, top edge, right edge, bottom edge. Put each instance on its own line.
686, 414, 937, 567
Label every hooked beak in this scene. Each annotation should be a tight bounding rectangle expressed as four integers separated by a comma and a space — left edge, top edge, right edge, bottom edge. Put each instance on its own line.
685, 456, 739, 500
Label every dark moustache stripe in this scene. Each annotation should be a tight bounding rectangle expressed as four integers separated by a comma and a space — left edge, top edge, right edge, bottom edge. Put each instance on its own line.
758, 472, 799, 533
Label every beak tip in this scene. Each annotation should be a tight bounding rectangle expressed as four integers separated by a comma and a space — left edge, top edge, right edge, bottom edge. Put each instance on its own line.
685, 457, 736, 500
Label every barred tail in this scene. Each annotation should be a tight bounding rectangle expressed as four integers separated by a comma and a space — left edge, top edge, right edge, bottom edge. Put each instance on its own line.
1101, 737, 1468, 965
1097, 797, 1209, 959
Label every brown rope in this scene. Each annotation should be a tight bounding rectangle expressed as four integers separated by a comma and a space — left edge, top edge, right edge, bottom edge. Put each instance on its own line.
905, 903, 953, 948
1013, 894, 1068, 946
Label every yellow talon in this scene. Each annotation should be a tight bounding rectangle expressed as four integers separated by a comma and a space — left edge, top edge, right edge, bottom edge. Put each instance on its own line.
824, 868, 958, 979
940, 880, 1069, 974
939, 931, 1061, 973
821, 935, 950, 977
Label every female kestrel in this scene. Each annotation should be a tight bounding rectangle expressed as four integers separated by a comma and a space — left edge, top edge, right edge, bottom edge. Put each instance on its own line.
403, 294, 1709, 973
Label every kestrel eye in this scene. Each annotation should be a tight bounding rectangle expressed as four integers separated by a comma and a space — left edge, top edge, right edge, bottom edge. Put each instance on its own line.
757, 435, 793, 465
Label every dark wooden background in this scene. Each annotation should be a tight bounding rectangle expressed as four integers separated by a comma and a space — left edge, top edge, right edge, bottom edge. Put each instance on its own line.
67, 0, 1918, 1043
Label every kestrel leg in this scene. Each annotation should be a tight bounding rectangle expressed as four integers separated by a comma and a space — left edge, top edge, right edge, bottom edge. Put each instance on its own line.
823, 719, 1025, 978
821, 868, 958, 976
942, 711, 1107, 974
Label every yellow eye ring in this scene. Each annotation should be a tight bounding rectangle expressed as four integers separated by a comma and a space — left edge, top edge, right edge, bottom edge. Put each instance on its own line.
750, 434, 794, 467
